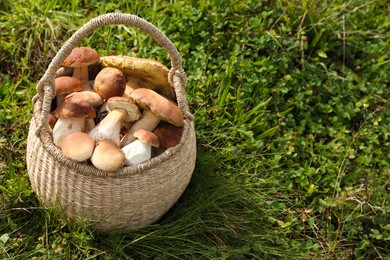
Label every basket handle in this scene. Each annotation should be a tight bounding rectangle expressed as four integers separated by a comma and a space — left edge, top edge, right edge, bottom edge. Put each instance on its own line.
35, 13, 192, 136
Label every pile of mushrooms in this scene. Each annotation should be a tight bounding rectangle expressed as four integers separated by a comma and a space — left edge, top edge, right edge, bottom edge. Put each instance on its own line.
49, 47, 184, 171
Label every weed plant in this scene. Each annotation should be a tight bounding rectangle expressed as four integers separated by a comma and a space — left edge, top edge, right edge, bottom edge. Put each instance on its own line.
0, 0, 389, 259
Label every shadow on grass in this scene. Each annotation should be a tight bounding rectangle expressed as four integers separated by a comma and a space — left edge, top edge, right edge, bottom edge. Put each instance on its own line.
96, 146, 297, 259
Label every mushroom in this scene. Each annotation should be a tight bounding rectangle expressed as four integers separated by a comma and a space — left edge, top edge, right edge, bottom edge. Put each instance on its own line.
90, 140, 125, 171
120, 88, 184, 147
64, 90, 104, 108
88, 96, 140, 146
62, 47, 100, 91
64, 90, 104, 132
55, 76, 83, 106
153, 123, 183, 148
94, 67, 126, 100
52, 101, 96, 147
122, 75, 146, 98
121, 129, 160, 166
61, 132, 95, 162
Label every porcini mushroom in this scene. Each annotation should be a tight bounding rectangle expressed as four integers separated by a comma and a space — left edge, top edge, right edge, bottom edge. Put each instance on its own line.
55, 76, 83, 106
122, 75, 146, 98
88, 96, 140, 146
94, 67, 126, 100
64, 90, 104, 108
121, 129, 160, 165
63, 47, 99, 91
52, 101, 96, 147
153, 123, 183, 148
91, 140, 125, 171
120, 88, 184, 147
61, 132, 95, 162
64, 90, 104, 132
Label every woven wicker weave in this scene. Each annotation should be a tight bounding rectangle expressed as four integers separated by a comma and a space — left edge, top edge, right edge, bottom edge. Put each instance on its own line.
26, 13, 196, 232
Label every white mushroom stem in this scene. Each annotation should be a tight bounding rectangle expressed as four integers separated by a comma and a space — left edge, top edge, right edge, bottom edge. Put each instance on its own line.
52, 117, 86, 147
72, 66, 91, 91
88, 108, 126, 146
121, 140, 152, 165
123, 76, 143, 98
120, 110, 160, 147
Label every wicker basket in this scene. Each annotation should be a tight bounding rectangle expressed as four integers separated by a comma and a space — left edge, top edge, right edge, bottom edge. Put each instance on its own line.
26, 13, 196, 232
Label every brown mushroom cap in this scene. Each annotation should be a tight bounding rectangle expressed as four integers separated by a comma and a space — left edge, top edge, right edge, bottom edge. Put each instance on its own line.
64, 91, 104, 107
134, 129, 160, 148
106, 96, 140, 122
153, 123, 183, 148
61, 132, 95, 162
94, 67, 126, 100
55, 76, 83, 96
63, 47, 99, 68
91, 140, 125, 171
54, 101, 96, 119
130, 88, 184, 127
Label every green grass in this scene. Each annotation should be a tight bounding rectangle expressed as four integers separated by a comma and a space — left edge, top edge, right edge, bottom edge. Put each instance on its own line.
1, 0, 389, 259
